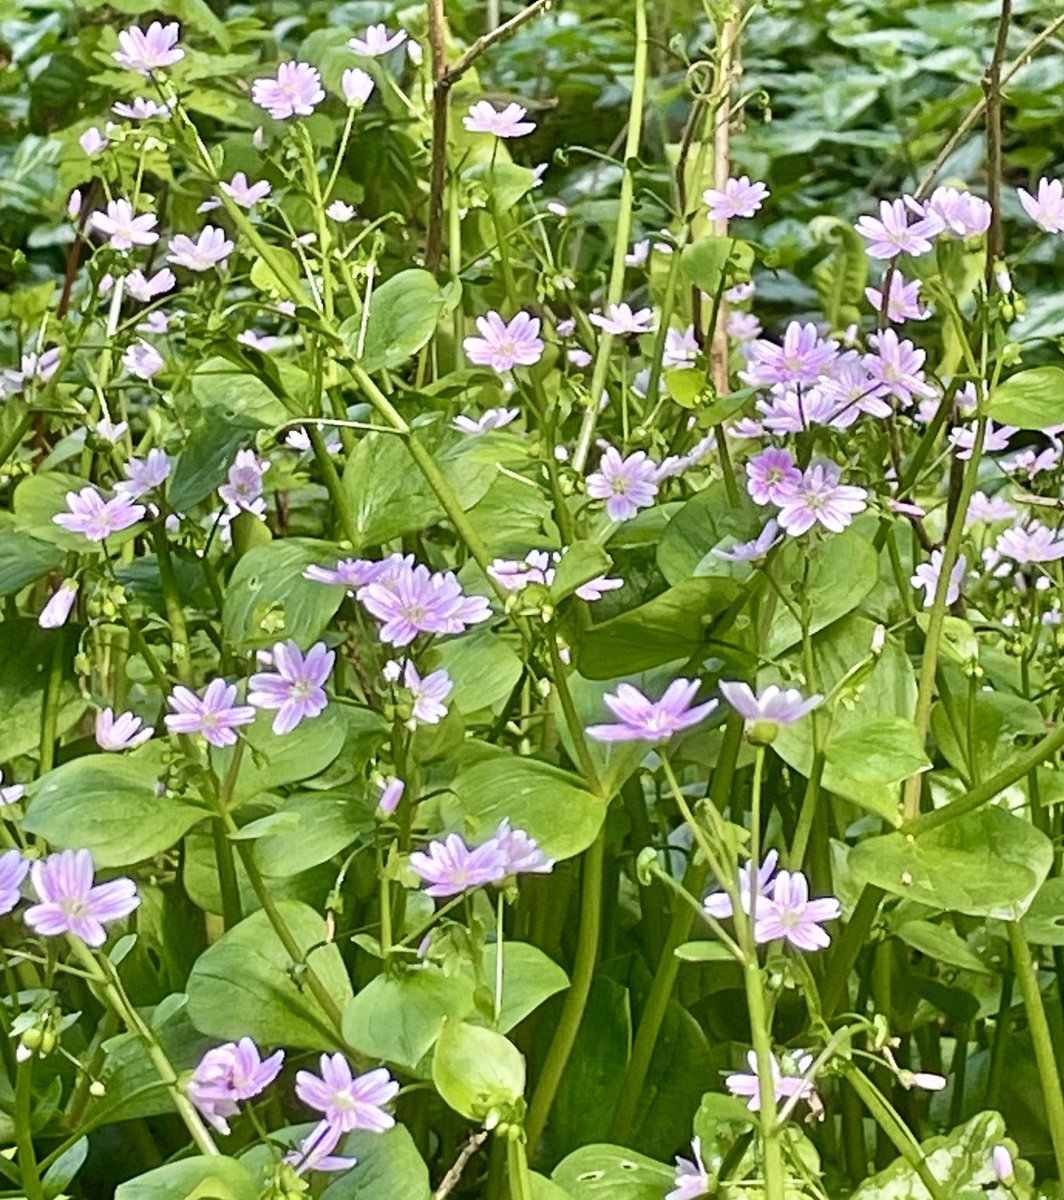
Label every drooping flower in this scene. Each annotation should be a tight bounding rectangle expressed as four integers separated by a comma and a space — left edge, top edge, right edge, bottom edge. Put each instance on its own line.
53, 488, 145, 542
247, 640, 334, 735
864, 273, 930, 323
220, 173, 271, 209
409, 833, 508, 896
402, 661, 453, 727
712, 519, 783, 563
91, 199, 159, 251
703, 851, 779, 921
347, 24, 407, 57
25, 850, 139, 947
753, 870, 841, 951
720, 682, 822, 734
740, 321, 838, 389
122, 340, 164, 380
187, 1039, 285, 1135
585, 446, 659, 521
911, 550, 966, 608
492, 819, 554, 877
342, 68, 374, 106
0, 851, 28, 916
1017, 178, 1064, 234
463, 312, 544, 372
164, 679, 256, 747
775, 462, 867, 536
285, 1121, 358, 1175
667, 1137, 711, 1200
167, 227, 234, 271
992, 1146, 1015, 1184
588, 303, 655, 336
295, 1057, 399, 1133
357, 562, 491, 646
252, 62, 325, 120
725, 1050, 817, 1112
587, 679, 718, 743
452, 407, 519, 435
995, 521, 1064, 565
38, 579, 78, 629
113, 21, 184, 74
703, 175, 769, 221
3, 348, 60, 393
854, 198, 940, 259
745, 448, 802, 506
125, 267, 175, 302
95, 708, 153, 752
926, 187, 992, 237
0, 773, 23, 806
463, 100, 535, 138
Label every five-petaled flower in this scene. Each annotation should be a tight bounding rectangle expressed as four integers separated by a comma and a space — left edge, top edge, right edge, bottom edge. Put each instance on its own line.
188, 1038, 285, 1135
348, 24, 407, 57
91, 199, 159, 251
164, 679, 256, 747
587, 679, 718, 743
54, 487, 145, 542
586, 446, 660, 522
95, 708, 154, 752
463, 100, 535, 138
463, 311, 544, 372
252, 62, 325, 120
754, 869, 841, 951
703, 175, 770, 221
247, 640, 335, 734
168, 226, 234, 271
295, 1057, 399, 1132
25, 849, 139, 947
113, 21, 184, 74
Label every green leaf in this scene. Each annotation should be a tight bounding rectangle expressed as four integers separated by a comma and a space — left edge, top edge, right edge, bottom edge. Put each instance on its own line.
656, 481, 760, 585
849, 806, 1053, 920
448, 756, 607, 860
551, 1145, 673, 1199
810, 215, 868, 329
169, 415, 264, 511
42, 1136, 87, 1200
1021, 877, 1064, 946
25, 754, 203, 867
825, 717, 930, 787
186, 902, 354, 1049
892, 919, 990, 973
320, 1125, 431, 1200
432, 1019, 526, 1121
188, 356, 290, 426
253, 790, 373, 877
428, 630, 523, 715
573, 577, 740, 679
674, 940, 734, 963
341, 269, 445, 373
0, 532, 64, 596
931, 689, 1045, 783
680, 236, 753, 300
222, 539, 344, 652
551, 542, 614, 602
987, 365, 1064, 429
0, 619, 85, 761
114, 1158, 259, 1200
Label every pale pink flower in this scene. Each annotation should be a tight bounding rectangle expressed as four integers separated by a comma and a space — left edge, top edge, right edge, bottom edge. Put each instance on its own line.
53, 488, 145, 541
38, 580, 78, 629
113, 21, 184, 74
586, 446, 659, 521
122, 340, 164, 380
347, 24, 407, 56
745, 448, 801, 506
95, 708, 154, 752
188, 1038, 284, 1135
726, 1050, 817, 1112
589, 303, 655, 336
252, 62, 324, 120
865, 273, 930, 323
926, 187, 991, 237
463, 312, 544, 372
703, 175, 769, 221
463, 100, 535, 138
712, 519, 783, 562
285, 1122, 357, 1174
704, 851, 779, 921
663, 325, 699, 368
911, 550, 966, 608
995, 521, 1064, 565
740, 321, 838, 388
112, 96, 171, 120
402, 661, 453, 726
167, 226, 233, 271
667, 1138, 710, 1200
125, 267, 176, 302
220, 173, 271, 208
855, 198, 941, 259
164, 679, 256, 747
247, 640, 334, 735
0, 851, 28, 916
452, 407, 519, 435
295, 1057, 398, 1132
91, 199, 158, 251
409, 833, 508, 897
754, 870, 841, 950
587, 679, 718, 743
720, 682, 821, 726
326, 200, 356, 223
79, 127, 108, 156
341, 68, 374, 106
775, 462, 867, 536
1017, 178, 1064, 234
949, 420, 1015, 460
25, 849, 139, 947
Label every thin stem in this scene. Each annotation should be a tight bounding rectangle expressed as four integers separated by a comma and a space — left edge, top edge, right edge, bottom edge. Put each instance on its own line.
14, 1061, 44, 1200
506, 1136, 535, 1200
38, 631, 65, 777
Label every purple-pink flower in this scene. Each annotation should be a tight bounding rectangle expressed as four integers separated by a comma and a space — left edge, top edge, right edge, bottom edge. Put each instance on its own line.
463, 312, 544, 372
187, 1038, 285, 1134
720, 682, 821, 728
712, 519, 783, 563
588, 303, 655, 336
753, 869, 841, 951
38, 580, 78, 629
95, 708, 153, 752
113, 22, 184, 74
1017, 178, 1064, 234
168, 227, 234, 271
219, 448, 269, 517
220, 173, 271, 209
492, 819, 554, 876
775, 462, 867, 536
703, 850, 779, 921
667, 1138, 711, 1200
341, 68, 374, 106
995, 521, 1064, 565
926, 187, 991, 237
587, 679, 718, 743
376, 776, 405, 817
348, 24, 407, 57
463, 101, 535, 138
911, 550, 966, 608
252, 62, 325, 120
855, 198, 940, 259
247, 640, 334, 735
295, 1057, 398, 1132
452, 407, 519, 435
586, 446, 659, 521
91, 199, 158, 251
164, 679, 256, 747
703, 175, 769, 221
409, 833, 508, 896
125, 267, 175, 302
865, 273, 930, 323
285, 1121, 358, 1174
745, 448, 801, 506
726, 1050, 817, 1112
358, 561, 491, 646
864, 330, 935, 407
25, 850, 139, 947
0, 851, 28, 916
53, 488, 145, 542
401, 661, 453, 727
740, 321, 838, 389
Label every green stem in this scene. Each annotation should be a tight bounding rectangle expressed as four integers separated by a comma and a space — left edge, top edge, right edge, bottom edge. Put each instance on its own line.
1007, 923, 1064, 1181
14, 1060, 44, 1200
38, 631, 64, 776
307, 422, 360, 547
151, 523, 192, 685
572, 0, 648, 473
506, 1136, 534, 1200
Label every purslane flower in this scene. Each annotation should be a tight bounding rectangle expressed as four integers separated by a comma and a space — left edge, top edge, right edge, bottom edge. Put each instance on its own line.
703, 175, 769, 221
775, 462, 867, 536
219, 449, 269, 516
726, 1050, 817, 1112
704, 850, 779, 921
164, 679, 256, 747
864, 330, 935, 406
112, 96, 172, 120
247, 640, 335, 735
452, 407, 519, 435
188, 1038, 285, 1135
122, 340, 164, 380
295, 1057, 399, 1133
745, 448, 802, 506
53, 488, 145, 542
864, 273, 930, 323
463, 312, 544, 372
3, 347, 60, 393
492, 819, 554, 877
854, 197, 940, 259
667, 1137, 711, 1200
286, 1121, 358, 1174
376, 776, 405, 817
38, 579, 78, 629
949, 419, 1015, 460
402, 661, 453, 727
326, 200, 356, 223
926, 186, 991, 237
995, 521, 1064, 565
91, 199, 159, 251
586, 446, 659, 521
348, 24, 407, 56
712, 519, 783, 563
358, 562, 491, 646
1017, 178, 1064, 234
662, 325, 700, 368
463, 100, 535, 138
25, 849, 139, 947
95, 708, 153, 752
125, 267, 175, 302
589, 303, 655, 336
0, 851, 28, 916
252, 62, 325, 120
114, 449, 170, 500
80, 127, 108, 156
168, 226, 234, 271
720, 682, 822, 735
587, 679, 718, 743
220, 172, 271, 208
409, 832, 509, 897
341, 67, 374, 106
113, 21, 184, 74
753, 870, 841, 951
911, 550, 966, 608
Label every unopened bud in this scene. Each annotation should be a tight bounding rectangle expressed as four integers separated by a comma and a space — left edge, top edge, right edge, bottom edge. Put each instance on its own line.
992, 1145, 1014, 1183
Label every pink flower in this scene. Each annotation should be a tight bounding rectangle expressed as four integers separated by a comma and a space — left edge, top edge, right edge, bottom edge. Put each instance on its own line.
348, 24, 407, 56
91, 199, 158, 251
53, 487, 145, 541
409, 833, 508, 896
463, 312, 544, 372
295, 1057, 398, 1132
252, 62, 324, 120
326, 200, 356, 223
712, 519, 783, 562
745, 448, 801, 506
4, 347, 60, 393
188, 1039, 285, 1135
0, 851, 28, 916
667, 1138, 711, 1200
38, 579, 78, 629
125, 267, 175, 302
79, 128, 108, 156
588, 303, 654, 336
587, 679, 718, 743
116, 449, 171, 499
865, 273, 930, 323
452, 407, 519, 435
1017, 178, 1064, 234
720, 682, 821, 726
112, 97, 171, 120
726, 1049, 817, 1111
25, 849, 139, 947
663, 325, 699, 368
775, 462, 867, 536
220, 173, 271, 208
754, 869, 841, 951
855, 198, 941, 259
113, 21, 184, 74
703, 175, 769, 221
911, 550, 966, 608
926, 187, 991, 237
586, 446, 659, 521
285, 1121, 358, 1174
95, 708, 153, 751
864, 330, 935, 406
704, 851, 779, 921
376, 777, 405, 816
358, 561, 491, 646
167, 227, 234, 271
247, 640, 334, 735
463, 100, 535, 138
966, 492, 1015, 526
492, 819, 554, 877
341, 68, 374, 106
219, 449, 269, 516
992, 1146, 1014, 1183
164, 679, 256, 747
122, 340, 163, 380
949, 419, 1015, 460
402, 661, 453, 726
995, 521, 1064, 565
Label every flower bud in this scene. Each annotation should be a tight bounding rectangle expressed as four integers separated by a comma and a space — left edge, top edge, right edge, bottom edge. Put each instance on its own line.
992, 1144, 1014, 1183
38, 579, 78, 629
342, 67, 374, 107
